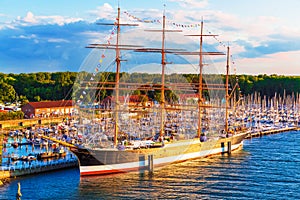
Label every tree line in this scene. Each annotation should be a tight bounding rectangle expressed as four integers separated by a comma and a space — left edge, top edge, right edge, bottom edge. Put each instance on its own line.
234, 74, 300, 98
0, 72, 299, 106
0, 72, 77, 106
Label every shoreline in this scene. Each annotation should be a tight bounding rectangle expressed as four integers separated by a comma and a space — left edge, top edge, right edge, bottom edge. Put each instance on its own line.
0, 116, 70, 131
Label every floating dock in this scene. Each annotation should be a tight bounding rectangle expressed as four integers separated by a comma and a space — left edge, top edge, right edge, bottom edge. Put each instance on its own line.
245, 127, 298, 139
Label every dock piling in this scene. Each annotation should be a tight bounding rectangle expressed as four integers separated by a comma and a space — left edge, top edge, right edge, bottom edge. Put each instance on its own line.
221, 142, 225, 154
148, 154, 153, 174
227, 141, 231, 155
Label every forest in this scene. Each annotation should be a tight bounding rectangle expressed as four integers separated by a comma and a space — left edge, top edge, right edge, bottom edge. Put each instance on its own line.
0, 72, 299, 106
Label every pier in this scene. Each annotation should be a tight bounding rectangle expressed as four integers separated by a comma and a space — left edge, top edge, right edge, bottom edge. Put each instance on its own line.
245, 127, 297, 139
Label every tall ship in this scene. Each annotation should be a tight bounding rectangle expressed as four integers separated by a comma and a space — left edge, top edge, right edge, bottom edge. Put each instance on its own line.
69, 6, 249, 176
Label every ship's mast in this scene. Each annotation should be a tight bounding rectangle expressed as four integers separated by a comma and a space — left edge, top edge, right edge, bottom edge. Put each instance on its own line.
114, 7, 121, 146
160, 12, 166, 136
86, 6, 140, 147
225, 46, 230, 134
134, 7, 183, 137
197, 20, 204, 138
184, 20, 225, 138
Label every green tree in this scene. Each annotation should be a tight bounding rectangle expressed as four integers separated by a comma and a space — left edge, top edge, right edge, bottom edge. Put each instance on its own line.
0, 82, 16, 103
19, 95, 29, 107
34, 96, 41, 102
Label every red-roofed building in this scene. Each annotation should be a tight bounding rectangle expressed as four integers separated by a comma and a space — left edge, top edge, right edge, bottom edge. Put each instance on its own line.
21, 100, 75, 118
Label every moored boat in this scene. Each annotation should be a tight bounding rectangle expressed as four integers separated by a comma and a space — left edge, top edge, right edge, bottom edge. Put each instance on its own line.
36, 152, 56, 160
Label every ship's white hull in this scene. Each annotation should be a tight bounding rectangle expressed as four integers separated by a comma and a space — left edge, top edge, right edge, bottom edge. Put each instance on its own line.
79, 140, 243, 176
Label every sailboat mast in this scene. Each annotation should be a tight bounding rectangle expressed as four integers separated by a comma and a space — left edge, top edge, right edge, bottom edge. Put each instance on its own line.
197, 20, 204, 138
225, 46, 230, 133
160, 13, 166, 136
114, 7, 121, 146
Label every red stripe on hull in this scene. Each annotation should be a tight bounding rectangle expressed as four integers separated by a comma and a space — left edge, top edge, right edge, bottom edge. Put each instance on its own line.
81, 166, 148, 176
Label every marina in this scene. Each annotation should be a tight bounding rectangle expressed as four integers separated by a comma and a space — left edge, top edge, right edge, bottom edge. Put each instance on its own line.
0, 1, 300, 199
0, 106, 299, 180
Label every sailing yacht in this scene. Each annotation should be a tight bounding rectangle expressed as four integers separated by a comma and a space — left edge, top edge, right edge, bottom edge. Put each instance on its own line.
69, 6, 249, 176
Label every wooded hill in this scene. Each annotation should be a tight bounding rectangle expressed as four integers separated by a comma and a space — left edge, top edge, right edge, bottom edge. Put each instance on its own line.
0, 72, 299, 105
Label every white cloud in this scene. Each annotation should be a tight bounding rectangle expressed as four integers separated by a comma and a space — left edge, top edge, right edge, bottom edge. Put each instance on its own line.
206, 49, 300, 75
48, 38, 70, 43
15, 11, 82, 26
167, 7, 300, 54
11, 34, 37, 39
167, 0, 209, 8
208, 12, 300, 48
80, 31, 104, 44
23, 12, 37, 23
228, 43, 246, 56
232, 50, 300, 75
88, 3, 115, 20
0, 23, 16, 30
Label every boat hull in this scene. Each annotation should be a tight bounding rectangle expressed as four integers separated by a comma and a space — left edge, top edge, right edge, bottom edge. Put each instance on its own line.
70, 132, 247, 176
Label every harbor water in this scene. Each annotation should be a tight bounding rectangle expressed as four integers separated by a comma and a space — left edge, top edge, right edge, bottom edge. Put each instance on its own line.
1, 130, 300, 199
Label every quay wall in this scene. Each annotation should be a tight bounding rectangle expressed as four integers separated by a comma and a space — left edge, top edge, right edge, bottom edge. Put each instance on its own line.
10, 161, 78, 177
1, 159, 78, 178
0, 116, 67, 130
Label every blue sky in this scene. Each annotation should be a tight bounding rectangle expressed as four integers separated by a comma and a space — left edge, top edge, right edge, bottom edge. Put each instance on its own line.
1, 0, 300, 75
